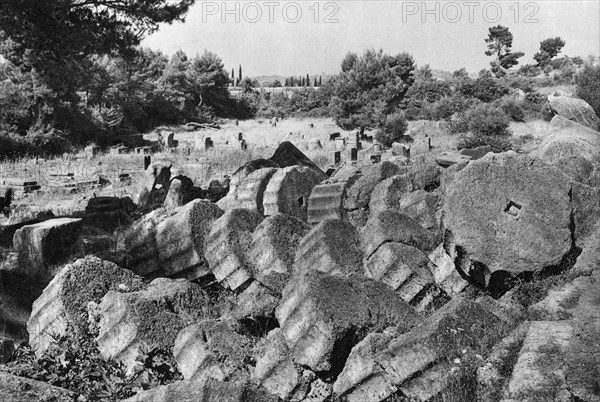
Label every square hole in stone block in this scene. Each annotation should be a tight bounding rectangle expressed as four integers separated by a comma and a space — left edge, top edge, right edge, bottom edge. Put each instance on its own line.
504, 200, 522, 217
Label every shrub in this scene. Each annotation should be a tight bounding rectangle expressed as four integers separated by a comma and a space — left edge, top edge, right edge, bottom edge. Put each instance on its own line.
430, 94, 474, 121
575, 63, 600, 119
458, 132, 512, 152
11, 332, 182, 401
375, 112, 409, 147
446, 112, 470, 135
458, 76, 510, 102
499, 97, 525, 122
466, 104, 511, 137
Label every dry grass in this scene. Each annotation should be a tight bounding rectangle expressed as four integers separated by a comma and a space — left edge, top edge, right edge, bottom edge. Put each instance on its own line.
0, 117, 554, 218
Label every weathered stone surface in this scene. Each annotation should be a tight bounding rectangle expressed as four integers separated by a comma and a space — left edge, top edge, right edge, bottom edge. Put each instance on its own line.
360, 210, 437, 259
391, 142, 411, 157
120, 207, 176, 276
174, 319, 254, 382
369, 174, 414, 215
122, 378, 279, 402
344, 161, 402, 211
82, 210, 132, 233
205, 209, 263, 290
506, 321, 575, 400
537, 116, 600, 183
135, 160, 172, 208
85, 196, 135, 214
276, 270, 419, 372
263, 166, 324, 221
27, 256, 143, 356
269, 141, 326, 176
571, 183, 600, 246
164, 176, 197, 210
459, 145, 492, 160
443, 152, 572, 277
398, 190, 441, 231
435, 151, 471, 167
307, 182, 347, 224
251, 328, 309, 400
0, 372, 75, 402
217, 168, 278, 214
231, 281, 280, 320
406, 158, 441, 191
14, 218, 82, 281
294, 219, 364, 277
476, 322, 531, 402
427, 244, 469, 297
548, 95, 600, 131
248, 213, 310, 292
155, 199, 224, 280
334, 298, 505, 402
364, 242, 433, 303
1, 219, 42, 248
95, 278, 211, 372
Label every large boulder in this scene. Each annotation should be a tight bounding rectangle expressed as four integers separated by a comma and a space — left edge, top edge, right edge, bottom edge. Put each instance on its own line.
155, 199, 224, 280
228, 159, 280, 193
368, 174, 414, 215
443, 152, 572, 280
95, 278, 211, 372
547, 95, 600, 131
344, 161, 402, 211
397, 190, 441, 231
333, 298, 505, 402
205, 209, 264, 290
269, 141, 325, 176
217, 168, 278, 214
164, 176, 199, 210
14, 218, 82, 281
174, 319, 254, 382
262, 166, 325, 221
276, 270, 419, 373
307, 182, 347, 224
27, 256, 143, 356
360, 210, 438, 259
294, 219, 364, 277
536, 116, 600, 183
251, 328, 310, 400
120, 208, 177, 276
364, 242, 434, 303
247, 213, 310, 293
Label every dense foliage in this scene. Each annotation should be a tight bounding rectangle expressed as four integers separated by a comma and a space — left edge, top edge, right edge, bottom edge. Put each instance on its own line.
329, 48, 415, 131
12, 331, 182, 401
375, 112, 409, 147
576, 63, 600, 121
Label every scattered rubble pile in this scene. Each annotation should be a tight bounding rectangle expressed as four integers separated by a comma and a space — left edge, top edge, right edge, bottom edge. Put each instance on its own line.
1, 106, 600, 401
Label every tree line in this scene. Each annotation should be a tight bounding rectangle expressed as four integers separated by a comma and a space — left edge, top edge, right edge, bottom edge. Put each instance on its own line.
0, 0, 596, 158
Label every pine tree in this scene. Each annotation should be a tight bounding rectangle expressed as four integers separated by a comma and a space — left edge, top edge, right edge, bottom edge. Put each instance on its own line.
306, 74, 310, 86
238, 65, 242, 82
319, 76, 322, 86
314, 77, 318, 86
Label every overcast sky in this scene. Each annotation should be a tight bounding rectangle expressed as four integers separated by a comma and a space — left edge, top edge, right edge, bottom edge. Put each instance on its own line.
142, 0, 600, 76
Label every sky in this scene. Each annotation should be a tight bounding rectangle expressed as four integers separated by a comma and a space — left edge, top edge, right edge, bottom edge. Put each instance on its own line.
142, 0, 600, 77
